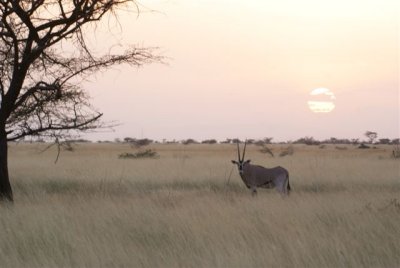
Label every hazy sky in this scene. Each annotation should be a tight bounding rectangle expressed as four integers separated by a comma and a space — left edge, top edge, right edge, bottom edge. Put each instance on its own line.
83, 0, 399, 142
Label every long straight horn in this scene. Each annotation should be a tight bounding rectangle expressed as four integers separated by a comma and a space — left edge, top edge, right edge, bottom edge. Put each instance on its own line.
237, 141, 241, 161
242, 140, 247, 160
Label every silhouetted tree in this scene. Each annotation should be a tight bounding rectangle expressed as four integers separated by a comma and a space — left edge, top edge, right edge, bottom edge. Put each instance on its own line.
182, 139, 198, 145
262, 137, 273, 144
201, 139, 217, 144
351, 138, 359, 145
378, 138, 391, 145
294, 136, 320, 145
0, 1, 160, 201
244, 139, 253, 144
130, 138, 153, 148
329, 137, 338, 144
231, 138, 242, 144
364, 131, 378, 144
124, 137, 135, 143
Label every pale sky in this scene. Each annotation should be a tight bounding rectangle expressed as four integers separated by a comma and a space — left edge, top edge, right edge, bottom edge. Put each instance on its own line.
83, 0, 399, 142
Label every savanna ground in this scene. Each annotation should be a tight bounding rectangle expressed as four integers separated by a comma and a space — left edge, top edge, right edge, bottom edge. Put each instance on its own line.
1, 142, 399, 267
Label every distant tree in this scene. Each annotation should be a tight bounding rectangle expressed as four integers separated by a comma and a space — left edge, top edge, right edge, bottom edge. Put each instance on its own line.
329, 137, 338, 144
263, 137, 273, 144
182, 139, 198, 145
220, 138, 232, 144
123, 137, 153, 147
201, 139, 217, 144
378, 138, 391, 145
231, 138, 242, 144
254, 137, 274, 146
320, 137, 353, 145
351, 138, 360, 145
131, 138, 153, 148
0, 1, 160, 201
365, 131, 378, 144
254, 140, 264, 146
391, 138, 399, 145
69, 139, 91, 143
294, 136, 320, 145
124, 137, 135, 143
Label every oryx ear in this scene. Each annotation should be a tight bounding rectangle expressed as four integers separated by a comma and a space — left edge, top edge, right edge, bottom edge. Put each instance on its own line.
231, 160, 238, 164
245, 159, 251, 163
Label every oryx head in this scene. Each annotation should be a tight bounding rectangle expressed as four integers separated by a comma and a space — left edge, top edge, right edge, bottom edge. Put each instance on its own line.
231, 140, 251, 175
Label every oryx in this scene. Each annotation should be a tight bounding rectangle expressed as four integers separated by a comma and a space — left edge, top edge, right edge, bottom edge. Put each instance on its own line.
231, 141, 291, 195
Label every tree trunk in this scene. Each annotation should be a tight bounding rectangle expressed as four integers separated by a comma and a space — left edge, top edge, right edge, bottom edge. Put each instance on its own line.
0, 128, 13, 202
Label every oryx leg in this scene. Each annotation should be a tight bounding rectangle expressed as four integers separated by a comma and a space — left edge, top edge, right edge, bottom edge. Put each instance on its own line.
284, 178, 290, 195
251, 186, 257, 196
273, 174, 288, 195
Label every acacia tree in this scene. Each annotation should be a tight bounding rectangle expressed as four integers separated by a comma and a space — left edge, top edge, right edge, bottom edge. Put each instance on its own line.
364, 131, 378, 144
0, 0, 159, 201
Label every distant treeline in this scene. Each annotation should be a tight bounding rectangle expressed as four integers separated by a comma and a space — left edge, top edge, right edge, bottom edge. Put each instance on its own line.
19, 134, 399, 146
110, 136, 399, 146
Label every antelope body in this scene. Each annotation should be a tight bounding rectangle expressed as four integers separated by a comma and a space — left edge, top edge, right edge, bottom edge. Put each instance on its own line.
231, 141, 291, 195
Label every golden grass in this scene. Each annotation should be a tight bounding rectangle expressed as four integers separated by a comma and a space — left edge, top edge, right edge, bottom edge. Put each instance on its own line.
1, 143, 399, 267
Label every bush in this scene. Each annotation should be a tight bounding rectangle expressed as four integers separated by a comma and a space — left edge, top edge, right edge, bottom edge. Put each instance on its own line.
123, 137, 153, 148
119, 149, 159, 159
259, 145, 274, 157
279, 146, 294, 157
358, 143, 370, 149
257, 137, 273, 145
294, 136, 320, 145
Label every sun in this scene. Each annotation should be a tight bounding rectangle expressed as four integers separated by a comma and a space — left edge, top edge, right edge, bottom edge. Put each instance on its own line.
307, 88, 336, 113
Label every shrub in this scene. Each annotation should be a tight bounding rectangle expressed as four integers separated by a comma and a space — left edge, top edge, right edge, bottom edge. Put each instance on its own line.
279, 146, 294, 157
119, 149, 159, 159
123, 138, 153, 148
294, 136, 320, 145
358, 143, 370, 149
259, 145, 274, 157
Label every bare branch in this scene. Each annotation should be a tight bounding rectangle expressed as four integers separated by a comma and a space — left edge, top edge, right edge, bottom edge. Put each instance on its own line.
7, 112, 102, 141
0, 0, 160, 142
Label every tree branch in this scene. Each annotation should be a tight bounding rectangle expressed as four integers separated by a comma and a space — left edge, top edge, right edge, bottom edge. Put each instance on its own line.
7, 112, 102, 141
1, 0, 161, 142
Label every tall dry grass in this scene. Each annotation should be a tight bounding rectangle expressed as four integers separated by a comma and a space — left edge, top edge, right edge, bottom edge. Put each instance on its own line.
1, 143, 399, 267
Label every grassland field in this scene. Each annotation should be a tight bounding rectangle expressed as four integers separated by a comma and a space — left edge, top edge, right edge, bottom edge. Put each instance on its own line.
1, 142, 399, 267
